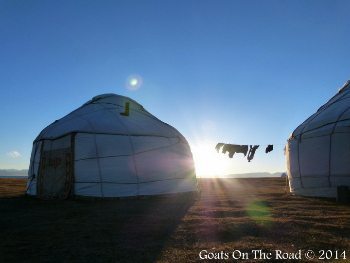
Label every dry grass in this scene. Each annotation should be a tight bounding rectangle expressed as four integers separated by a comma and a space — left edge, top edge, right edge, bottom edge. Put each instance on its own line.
0, 178, 349, 262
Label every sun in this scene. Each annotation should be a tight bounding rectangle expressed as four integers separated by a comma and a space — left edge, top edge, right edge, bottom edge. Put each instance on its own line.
191, 142, 230, 178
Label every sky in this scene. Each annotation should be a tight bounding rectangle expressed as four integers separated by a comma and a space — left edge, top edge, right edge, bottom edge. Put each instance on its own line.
0, 0, 350, 176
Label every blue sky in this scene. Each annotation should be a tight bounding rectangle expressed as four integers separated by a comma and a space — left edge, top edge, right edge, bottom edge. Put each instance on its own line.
1, 0, 349, 176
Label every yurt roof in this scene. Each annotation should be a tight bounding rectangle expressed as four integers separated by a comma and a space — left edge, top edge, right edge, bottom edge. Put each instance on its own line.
291, 80, 350, 139
35, 94, 183, 142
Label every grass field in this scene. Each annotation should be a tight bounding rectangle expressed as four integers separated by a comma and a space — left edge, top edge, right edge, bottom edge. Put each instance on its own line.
0, 178, 349, 262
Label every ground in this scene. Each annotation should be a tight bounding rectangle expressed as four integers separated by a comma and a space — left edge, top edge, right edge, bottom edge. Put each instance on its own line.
0, 178, 349, 263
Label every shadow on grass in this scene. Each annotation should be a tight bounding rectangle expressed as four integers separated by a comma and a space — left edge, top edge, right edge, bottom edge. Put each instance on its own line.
0, 194, 195, 263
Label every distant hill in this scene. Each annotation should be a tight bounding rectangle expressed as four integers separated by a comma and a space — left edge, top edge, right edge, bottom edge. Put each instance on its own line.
0, 169, 28, 178
0, 170, 286, 179
218, 172, 285, 178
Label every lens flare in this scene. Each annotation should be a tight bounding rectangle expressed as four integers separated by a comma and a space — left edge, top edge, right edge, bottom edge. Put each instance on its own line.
126, 75, 143, 91
246, 200, 272, 226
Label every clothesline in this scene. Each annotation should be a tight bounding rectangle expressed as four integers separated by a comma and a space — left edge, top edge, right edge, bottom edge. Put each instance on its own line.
215, 143, 284, 162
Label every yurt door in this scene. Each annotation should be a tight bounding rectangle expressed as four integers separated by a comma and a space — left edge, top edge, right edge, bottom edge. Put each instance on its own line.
37, 135, 74, 199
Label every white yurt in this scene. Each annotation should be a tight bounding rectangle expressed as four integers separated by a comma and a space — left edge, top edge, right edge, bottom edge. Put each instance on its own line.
27, 94, 198, 198
286, 80, 350, 198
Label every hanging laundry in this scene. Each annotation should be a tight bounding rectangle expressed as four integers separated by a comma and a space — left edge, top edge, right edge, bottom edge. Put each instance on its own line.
215, 143, 248, 158
215, 143, 225, 153
247, 145, 259, 162
265, 144, 273, 153
222, 144, 249, 158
